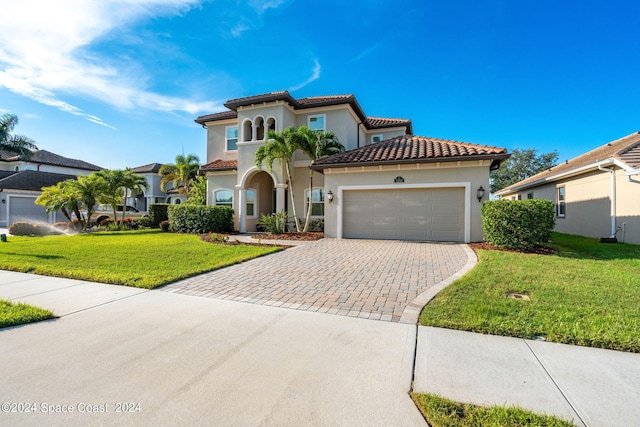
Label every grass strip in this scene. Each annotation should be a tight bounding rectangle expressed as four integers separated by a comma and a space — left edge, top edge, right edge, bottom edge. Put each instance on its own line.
0, 230, 281, 289
0, 299, 55, 328
419, 233, 640, 352
411, 393, 576, 427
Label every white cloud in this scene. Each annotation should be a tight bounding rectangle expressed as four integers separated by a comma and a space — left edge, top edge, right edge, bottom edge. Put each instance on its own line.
0, 0, 219, 128
289, 59, 321, 91
353, 42, 383, 62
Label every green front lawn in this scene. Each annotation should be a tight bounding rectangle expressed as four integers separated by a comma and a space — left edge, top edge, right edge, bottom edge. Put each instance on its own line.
0, 299, 55, 328
420, 233, 640, 353
411, 393, 575, 427
0, 230, 281, 289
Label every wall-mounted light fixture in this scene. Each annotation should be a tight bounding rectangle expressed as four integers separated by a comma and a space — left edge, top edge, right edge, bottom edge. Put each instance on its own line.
1, 199, 5, 204
326, 190, 334, 203
477, 186, 485, 203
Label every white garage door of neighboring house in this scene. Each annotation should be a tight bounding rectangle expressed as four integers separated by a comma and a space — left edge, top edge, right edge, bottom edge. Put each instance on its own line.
342, 187, 465, 242
9, 196, 48, 225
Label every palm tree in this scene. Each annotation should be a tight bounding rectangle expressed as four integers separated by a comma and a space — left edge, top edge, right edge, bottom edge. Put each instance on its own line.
255, 126, 301, 232
159, 154, 200, 197
94, 169, 126, 229
119, 169, 148, 225
0, 113, 38, 158
68, 174, 105, 227
294, 126, 345, 232
35, 181, 75, 222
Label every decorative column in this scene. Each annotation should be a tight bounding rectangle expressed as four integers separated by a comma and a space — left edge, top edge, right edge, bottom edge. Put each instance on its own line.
237, 187, 247, 233
275, 184, 286, 212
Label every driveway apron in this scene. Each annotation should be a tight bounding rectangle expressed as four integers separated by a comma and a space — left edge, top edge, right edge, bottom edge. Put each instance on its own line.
162, 238, 470, 323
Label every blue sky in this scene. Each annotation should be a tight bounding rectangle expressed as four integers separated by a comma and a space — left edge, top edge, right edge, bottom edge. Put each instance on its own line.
2, 0, 640, 170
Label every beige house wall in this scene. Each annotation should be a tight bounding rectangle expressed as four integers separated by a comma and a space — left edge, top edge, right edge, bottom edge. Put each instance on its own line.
205, 120, 238, 164
501, 167, 640, 245
322, 161, 491, 242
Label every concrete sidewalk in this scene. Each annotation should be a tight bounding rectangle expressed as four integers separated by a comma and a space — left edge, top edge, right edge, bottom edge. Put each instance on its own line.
414, 326, 640, 427
1, 271, 425, 427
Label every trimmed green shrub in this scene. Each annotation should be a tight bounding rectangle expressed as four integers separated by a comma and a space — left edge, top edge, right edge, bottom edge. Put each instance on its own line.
8, 222, 36, 236
131, 216, 150, 229
259, 210, 289, 234
159, 220, 170, 232
168, 205, 234, 234
481, 199, 555, 251
148, 203, 170, 228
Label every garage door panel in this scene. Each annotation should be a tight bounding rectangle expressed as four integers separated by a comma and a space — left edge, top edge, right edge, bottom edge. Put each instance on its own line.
343, 188, 465, 242
9, 197, 48, 224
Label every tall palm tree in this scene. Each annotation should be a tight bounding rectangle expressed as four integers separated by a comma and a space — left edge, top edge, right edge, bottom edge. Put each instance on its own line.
255, 126, 301, 232
159, 154, 200, 197
119, 169, 148, 225
294, 126, 345, 232
94, 169, 126, 229
0, 113, 38, 158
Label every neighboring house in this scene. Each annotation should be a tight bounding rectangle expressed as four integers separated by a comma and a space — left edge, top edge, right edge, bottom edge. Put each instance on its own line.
128, 163, 186, 210
0, 150, 102, 227
495, 131, 640, 245
196, 91, 509, 242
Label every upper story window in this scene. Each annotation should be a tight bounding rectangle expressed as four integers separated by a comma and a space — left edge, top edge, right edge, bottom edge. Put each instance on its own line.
226, 126, 238, 151
556, 186, 566, 217
215, 189, 233, 207
527, 192, 533, 199
308, 114, 325, 132
371, 134, 383, 143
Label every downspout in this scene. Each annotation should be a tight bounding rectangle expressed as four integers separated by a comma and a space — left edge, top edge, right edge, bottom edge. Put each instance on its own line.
598, 164, 616, 237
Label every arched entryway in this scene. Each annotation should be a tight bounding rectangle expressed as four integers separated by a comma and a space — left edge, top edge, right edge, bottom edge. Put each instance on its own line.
237, 168, 286, 232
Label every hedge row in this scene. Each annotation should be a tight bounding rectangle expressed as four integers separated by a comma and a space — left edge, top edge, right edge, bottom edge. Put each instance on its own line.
167, 205, 234, 234
148, 203, 170, 228
481, 199, 555, 251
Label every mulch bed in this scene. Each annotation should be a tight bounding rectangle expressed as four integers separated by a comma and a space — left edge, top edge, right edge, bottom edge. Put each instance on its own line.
468, 241, 556, 255
251, 232, 324, 241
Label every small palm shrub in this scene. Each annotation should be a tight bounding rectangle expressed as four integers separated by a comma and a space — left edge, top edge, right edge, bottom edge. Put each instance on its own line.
259, 210, 289, 234
8, 222, 36, 236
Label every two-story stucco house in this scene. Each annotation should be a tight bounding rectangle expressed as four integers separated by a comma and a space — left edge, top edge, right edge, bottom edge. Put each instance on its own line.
496, 131, 640, 245
0, 149, 102, 227
128, 163, 187, 210
196, 91, 509, 242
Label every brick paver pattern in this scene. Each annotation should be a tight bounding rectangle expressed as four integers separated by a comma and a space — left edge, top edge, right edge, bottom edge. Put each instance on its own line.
162, 239, 469, 322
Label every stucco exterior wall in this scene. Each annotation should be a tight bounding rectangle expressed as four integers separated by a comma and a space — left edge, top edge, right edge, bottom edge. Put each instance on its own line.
501, 167, 640, 245
321, 161, 491, 242
206, 121, 238, 163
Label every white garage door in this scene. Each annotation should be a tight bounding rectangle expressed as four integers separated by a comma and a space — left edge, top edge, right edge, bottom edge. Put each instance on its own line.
9, 197, 48, 225
343, 187, 465, 242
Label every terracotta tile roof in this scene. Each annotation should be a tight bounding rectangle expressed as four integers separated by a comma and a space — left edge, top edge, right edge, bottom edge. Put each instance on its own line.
195, 91, 412, 133
0, 170, 77, 191
0, 149, 102, 171
311, 135, 509, 170
497, 131, 640, 194
194, 110, 238, 124
366, 117, 413, 134
131, 163, 164, 174
200, 159, 238, 172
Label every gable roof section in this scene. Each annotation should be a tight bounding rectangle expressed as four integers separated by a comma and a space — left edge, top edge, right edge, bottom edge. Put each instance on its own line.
0, 149, 102, 171
131, 163, 164, 174
0, 170, 77, 191
200, 159, 238, 172
496, 131, 640, 195
195, 91, 413, 133
311, 135, 509, 170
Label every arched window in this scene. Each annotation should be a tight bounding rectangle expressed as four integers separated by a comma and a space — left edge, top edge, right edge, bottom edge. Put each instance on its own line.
214, 189, 233, 207
174, 198, 181, 205
266, 117, 276, 134
255, 117, 265, 141
242, 120, 252, 142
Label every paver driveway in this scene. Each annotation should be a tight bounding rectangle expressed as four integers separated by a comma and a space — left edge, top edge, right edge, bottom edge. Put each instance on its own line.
162, 238, 471, 323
